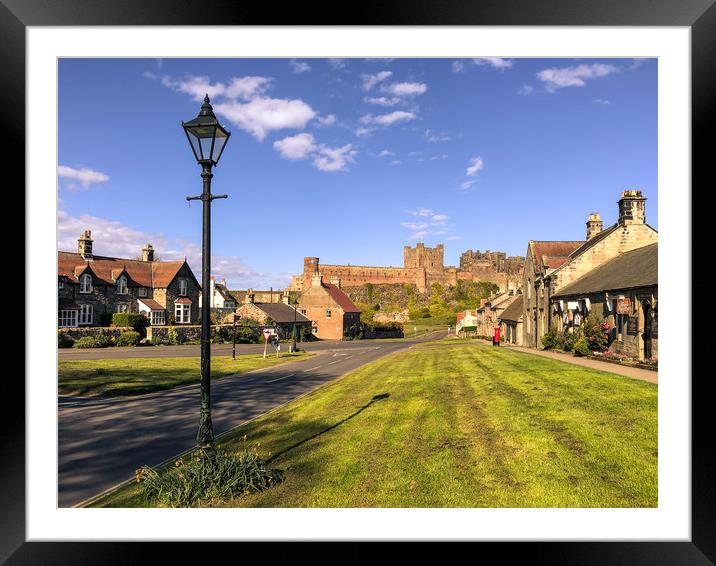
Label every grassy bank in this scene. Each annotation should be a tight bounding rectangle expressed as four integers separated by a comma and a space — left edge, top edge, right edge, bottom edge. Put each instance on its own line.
93, 342, 657, 508
59, 352, 313, 398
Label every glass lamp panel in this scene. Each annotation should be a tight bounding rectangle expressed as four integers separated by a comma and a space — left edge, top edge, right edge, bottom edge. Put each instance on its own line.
211, 131, 229, 164
199, 134, 216, 162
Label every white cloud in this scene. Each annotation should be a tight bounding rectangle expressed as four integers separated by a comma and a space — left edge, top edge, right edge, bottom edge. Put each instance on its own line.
162, 74, 272, 101
57, 209, 288, 289
518, 84, 534, 96
410, 230, 430, 240
431, 214, 449, 222
452, 61, 465, 73
273, 133, 317, 160
214, 97, 316, 141
424, 129, 453, 142
384, 82, 427, 97
391, 160, 401, 165
290, 60, 312, 74
536, 63, 619, 92
460, 180, 477, 190
592, 98, 611, 105
317, 114, 337, 126
446, 235, 461, 241
466, 156, 484, 176
401, 222, 428, 230
361, 111, 416, 126
364, 96, 401, 107
361, 71, 393, 91
472, 57, 513, 69
328, 58, 348, 70
312, 144, 357, 172
379, 149, 395, 157
142, 71, 156, 80
355, 127, 374, 138
408, 208, 434, 217
57, 165, 109, 189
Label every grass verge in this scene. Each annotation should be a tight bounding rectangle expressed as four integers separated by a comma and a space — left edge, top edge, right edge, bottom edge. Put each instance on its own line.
59, 352, 313, 398
92, 342, 656, 508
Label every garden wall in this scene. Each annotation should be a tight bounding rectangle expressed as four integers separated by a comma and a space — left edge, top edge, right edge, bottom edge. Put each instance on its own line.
146, 324, 239, 344
58, 326, 133, 340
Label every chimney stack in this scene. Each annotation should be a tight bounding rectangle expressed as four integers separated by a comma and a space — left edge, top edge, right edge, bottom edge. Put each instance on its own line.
245, 288, 255, 304
586, 212, 603, 240
142, 243, 155, 262
329, 275, 341, 289
78, 230, 93, 260
311, 272, 322, 288
282, 290, 290, 304
618, 190, 647, 225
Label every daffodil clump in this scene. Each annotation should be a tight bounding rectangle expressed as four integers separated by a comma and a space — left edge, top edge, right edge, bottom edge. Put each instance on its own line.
136, 439, 283, 507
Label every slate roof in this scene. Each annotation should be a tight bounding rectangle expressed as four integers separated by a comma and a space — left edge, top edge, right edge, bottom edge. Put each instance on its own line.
553, 243, 657, 298
251, 302, 311, 323
498, 295, 524, 322
58, 251, 190, 289
323, 283, 361, 313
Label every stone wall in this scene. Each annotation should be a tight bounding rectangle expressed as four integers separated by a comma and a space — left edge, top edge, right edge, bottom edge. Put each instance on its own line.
58, 326, 133, 340
146, 324, 236, 344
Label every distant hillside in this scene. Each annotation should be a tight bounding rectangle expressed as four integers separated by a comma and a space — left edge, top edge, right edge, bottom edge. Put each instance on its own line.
342, 280, 500, 318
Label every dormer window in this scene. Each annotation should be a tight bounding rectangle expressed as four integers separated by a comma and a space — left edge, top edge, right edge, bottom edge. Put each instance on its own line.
117, 275, 128, 295
178, 278, 188, 296
79, 273, 92, 294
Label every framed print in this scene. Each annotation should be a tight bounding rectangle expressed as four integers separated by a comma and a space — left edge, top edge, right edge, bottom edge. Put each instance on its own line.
5, 0, 712, 562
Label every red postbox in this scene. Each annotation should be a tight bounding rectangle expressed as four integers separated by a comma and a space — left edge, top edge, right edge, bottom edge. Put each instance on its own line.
493, 326, 501, 346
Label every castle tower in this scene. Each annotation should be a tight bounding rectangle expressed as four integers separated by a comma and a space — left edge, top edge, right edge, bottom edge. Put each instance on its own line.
586, 212, 603, 240
78, 230, 93, 260
618, 190, 647, 225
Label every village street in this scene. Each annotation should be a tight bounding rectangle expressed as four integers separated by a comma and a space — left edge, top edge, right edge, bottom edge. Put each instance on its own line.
58, 332, 445, 507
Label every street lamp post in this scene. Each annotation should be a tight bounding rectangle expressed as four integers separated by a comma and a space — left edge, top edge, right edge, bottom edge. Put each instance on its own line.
292, 294, 298, 353
182, 94, 231, 460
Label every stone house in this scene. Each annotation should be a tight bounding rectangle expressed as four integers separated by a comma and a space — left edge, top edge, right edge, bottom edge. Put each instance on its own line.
551, 243, 658, 361
199, 277, 236, 309
235, 291, 311, 340
475, 292, 517, 336
58, 230, 200, 328
296, 272, 361, 340
523, 190, 658, 349
498, 294, 524, 345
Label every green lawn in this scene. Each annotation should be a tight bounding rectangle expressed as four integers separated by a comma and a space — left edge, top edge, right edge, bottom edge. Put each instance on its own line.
59, 352, 312, 398
93, 342, 657, 508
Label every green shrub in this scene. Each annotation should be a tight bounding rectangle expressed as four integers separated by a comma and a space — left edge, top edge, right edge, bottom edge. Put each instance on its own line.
137, 446, 284, 507
573, 336, 591, 356
561, 331, 578, 352
74, 336, 97, 349
584, 313, 610, 352
112, 313, 150, 336
58, 332, 74, 348
409, 306, 431, 319
167, 326, 179, 345
117, 331, 141, 347
541, 328, 559, 350
74, 333, 113, 348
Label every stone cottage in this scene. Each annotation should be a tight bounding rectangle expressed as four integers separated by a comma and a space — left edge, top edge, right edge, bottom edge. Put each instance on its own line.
551, 242, 658, 361
498, 294, 524, 345
235, 291, 311, 341
58, 230, 200, 328
296, 272, 361, 340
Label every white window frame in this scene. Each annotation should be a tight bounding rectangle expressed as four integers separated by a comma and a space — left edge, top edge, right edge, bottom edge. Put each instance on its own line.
138, 287, 148, 297
58, 310, 77, 328
78, 304, 93, 325
117, 275, 128, 295
325, 309, 332, 319
79, 273, 92, 294
150, 310, 166, 326
175, 303, 191, 324
178, 278, 188, 296
116, 304, 129, 313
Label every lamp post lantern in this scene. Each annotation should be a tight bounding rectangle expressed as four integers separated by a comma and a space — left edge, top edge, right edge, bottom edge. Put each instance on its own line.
182, 94, 231, 459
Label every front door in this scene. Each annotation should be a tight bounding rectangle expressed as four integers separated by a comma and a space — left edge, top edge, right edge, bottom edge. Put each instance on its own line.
642, 302, 652, 360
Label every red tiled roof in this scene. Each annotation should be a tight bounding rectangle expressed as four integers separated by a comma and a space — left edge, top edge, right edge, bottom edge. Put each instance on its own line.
532, 241, 584, 261
58, 251, 187, 289
543, 256, 570, 269
323, 283, 361, 313
138, 298, 165, 310
174, 297, 193, 304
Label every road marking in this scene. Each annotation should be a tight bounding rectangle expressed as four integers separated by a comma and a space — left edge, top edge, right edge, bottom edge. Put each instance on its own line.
345, 355, 354, 360
267, 374, 294, 383
327, 360, 342, 365
304, 366, 323, 372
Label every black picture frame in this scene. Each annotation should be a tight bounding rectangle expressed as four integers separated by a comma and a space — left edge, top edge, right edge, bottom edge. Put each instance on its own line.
5, 0, 710, 563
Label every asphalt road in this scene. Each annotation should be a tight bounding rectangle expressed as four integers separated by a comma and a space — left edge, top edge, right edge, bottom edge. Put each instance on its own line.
58, 331, 445, 507
57, 334, 440, 360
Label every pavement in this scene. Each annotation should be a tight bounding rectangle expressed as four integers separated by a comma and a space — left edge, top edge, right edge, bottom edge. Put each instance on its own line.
58, 331, 446, 508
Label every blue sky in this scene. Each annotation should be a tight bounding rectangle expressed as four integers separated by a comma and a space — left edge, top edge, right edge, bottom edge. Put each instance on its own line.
58, 57, 657, 289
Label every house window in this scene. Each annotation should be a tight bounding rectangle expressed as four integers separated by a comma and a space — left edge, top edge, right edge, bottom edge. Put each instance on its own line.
175, 303, 191, 324
117, 275, 128, 295
300, 309, 307, 315
138, 287, 148, 297
78, 304, 93, 325
150, 310, 166, 326
312, 325, 319, 334
58, 310, 77, 328
178, 278, 188, 296
79, 273, 92, 294
116, 304, 128, 313
325, 309, 332, 319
